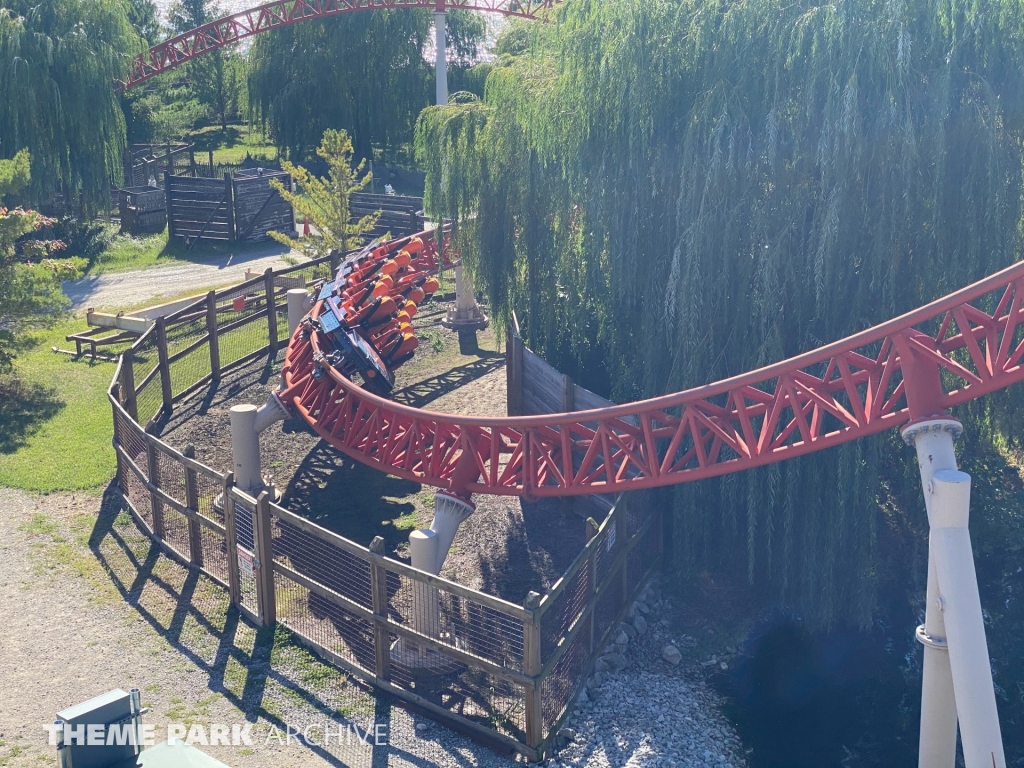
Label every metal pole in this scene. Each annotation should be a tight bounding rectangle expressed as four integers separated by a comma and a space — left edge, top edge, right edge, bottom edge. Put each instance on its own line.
434, 11, 448, 106
230, 404, 261, 492
903, 419, 1006, 768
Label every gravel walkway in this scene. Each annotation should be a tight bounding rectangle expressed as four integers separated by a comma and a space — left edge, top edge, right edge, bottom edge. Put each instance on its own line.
64, 244, 299, 311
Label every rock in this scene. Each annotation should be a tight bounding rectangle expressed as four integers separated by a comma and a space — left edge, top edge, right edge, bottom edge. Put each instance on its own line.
719, 661, 729, 671
415, 722, 428, 732
603, 652, 625, 669
558, 727, 577, 743
615, 630, 630, 646
620, 621, 638, 638
662, 645, 682, 665
634, 615, 648, 635
594, 657, 610, 674
635, 600, 651, 615
577, 688, 590, 704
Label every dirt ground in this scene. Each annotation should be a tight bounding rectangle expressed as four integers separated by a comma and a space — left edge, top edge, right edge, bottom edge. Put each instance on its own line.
160, 299, 588, 605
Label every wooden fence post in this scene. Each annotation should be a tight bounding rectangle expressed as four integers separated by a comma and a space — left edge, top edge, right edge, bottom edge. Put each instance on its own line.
155, 316, 173, 414
369, 536, 391, 682
222, 472, 241, 605
264, 268, 278, 356
145, 436, 165, 539
523, 590, 544, 752
254, 490, 276, 626
208, 150, 214, 177
164, 172, 175, 240
615, 497, 629, 609
183, 446, 204, 568
224, 173, 236, 241
119, 348, 138, 421
507, 334, 524, 416
585, 517, 599, 657
206, 291, 221, 383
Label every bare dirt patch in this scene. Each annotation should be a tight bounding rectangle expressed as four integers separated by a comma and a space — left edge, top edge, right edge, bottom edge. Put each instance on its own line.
159, 300, 588, 604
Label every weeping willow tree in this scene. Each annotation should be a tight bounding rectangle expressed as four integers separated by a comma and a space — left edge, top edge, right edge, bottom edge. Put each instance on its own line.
417, 0, 1024, 627
0, 0, 143, 212
248, 9, 486, 162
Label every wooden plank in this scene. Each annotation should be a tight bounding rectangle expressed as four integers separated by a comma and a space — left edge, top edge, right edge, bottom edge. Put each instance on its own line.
222, 472, 242, 605
254, 491, 276, 626
183, 445, 204, 567
523, 591, 543, 749
206, 291, 220, 383
155, 317, 173, 413
369, 536, 391, 681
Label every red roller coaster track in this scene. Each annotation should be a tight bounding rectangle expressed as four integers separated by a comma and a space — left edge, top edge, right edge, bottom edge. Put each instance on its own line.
277, 258, 1024, 498
122, 0, 558, 89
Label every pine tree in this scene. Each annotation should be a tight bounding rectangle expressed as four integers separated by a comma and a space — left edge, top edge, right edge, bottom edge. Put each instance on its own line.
268, 129, 380, 259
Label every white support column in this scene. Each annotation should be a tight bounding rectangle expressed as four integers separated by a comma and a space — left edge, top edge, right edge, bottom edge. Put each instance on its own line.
409, 529, 440, 639
230, 404, 261, 492
430, 491, 475, 573
903, 419, 1006, 768
287, 288, 311, 337
434, 11, 448, 106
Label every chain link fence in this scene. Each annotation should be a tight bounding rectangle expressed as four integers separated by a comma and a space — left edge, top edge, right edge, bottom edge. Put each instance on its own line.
107, 252, 663, 760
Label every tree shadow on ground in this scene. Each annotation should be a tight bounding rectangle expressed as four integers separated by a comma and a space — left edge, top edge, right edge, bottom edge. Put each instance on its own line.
392, 354, 504, 410
282, 440, 423, 554
0, 375, 65, 453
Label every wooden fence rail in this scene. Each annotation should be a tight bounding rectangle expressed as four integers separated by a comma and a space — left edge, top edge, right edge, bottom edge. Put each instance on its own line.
108, 252, 662, 760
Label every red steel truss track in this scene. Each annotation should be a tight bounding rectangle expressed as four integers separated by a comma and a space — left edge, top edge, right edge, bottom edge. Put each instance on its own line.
279, 260, 1024, 497
122, 0, 559, 88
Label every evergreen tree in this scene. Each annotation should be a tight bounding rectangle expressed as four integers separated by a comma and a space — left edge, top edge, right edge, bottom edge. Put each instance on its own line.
268, 129, 379, 259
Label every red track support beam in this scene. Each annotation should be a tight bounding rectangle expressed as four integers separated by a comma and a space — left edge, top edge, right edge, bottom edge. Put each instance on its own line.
121, 0, 561, 89
279, 258, 1024, 498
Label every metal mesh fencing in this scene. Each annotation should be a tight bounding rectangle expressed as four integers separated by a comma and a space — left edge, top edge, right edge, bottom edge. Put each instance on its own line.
385, 567, 525, 672
389, 661, 528, 742
541, 620, 590, 731
164, 301, 212, 398
540, 562, 591, 663
132, 329, 164, 426
213, 277, 272, 370
274, 570, 378, 671
116, 409, 153, 529
270, 510, 374, 611
230, 495, 260, 616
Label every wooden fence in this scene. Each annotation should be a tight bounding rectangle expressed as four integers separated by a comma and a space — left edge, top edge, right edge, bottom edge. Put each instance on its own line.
108, 257, 661, 759
350, 192, 425, 239
505, 332, 620, 521
164, 171, 296, 247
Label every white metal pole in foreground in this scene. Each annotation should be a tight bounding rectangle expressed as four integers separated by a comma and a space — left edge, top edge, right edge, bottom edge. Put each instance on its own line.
229, 404, 261, 492
286, 288, 311, 336
434, 11, 448, 106
903, 419, 1006, 768
429, 491, 476, 573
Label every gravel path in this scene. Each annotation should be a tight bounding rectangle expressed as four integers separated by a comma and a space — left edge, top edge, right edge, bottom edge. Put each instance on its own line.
64, 244, 299, 311
0, 486, 748, 768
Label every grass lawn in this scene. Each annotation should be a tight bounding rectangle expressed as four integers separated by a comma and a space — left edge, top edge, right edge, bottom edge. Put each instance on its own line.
88, 228, 290, 276
188, 123, 278, 167
0, 318, 118, 493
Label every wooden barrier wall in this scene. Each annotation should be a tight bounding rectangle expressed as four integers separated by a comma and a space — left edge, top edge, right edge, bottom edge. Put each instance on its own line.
350, 192, 424, 239
505, 334, 616, 520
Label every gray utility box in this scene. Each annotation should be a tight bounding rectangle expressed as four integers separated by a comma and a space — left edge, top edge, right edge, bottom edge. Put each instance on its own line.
56, 688, 140, 768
